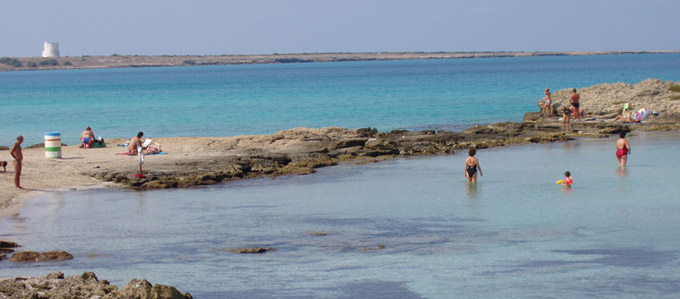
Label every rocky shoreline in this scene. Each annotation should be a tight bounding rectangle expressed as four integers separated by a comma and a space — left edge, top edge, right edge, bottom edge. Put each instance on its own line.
2, 51, 677, 72
89, 118, 680, 190
87, 78, 679, 190
0, 271, 192, 299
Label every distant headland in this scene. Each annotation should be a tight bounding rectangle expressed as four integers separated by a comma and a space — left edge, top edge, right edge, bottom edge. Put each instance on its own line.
1, 51, 678, 72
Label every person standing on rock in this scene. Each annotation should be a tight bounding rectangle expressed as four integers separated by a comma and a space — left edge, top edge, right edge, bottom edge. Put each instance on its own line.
10, 135, 24, 189
570, 88, 581, 120
561, 106, 571, 132
130, 132, 145, 178
464, 148, 482, 183
616, 131, 631, 168
540, 88, 552, 117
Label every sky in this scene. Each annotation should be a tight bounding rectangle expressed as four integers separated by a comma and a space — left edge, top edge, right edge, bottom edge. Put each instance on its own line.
1, 0, 679, 57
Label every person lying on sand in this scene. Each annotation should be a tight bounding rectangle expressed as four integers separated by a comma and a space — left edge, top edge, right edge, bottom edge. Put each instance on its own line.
129, 132, 162, 155
141, 139, 162, 154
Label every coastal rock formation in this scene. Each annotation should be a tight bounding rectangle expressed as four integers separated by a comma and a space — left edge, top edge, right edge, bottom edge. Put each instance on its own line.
0, 241, 19, 249
118, 279, 192, 299
539, 79, 680, 118
0, 272, 192, 299
8, 250, 74, 262
0, 241, 20, 260
85, 117, 678, 190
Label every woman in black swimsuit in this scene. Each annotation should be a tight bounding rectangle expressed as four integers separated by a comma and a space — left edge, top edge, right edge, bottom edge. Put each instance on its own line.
465, 148, 483, 183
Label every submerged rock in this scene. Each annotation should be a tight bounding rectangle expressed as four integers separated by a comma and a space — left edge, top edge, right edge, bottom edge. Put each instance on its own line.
9, 250, 74, 262
0, 240, 20, 248
227, 247, 276, 254
0, 241, 20, 259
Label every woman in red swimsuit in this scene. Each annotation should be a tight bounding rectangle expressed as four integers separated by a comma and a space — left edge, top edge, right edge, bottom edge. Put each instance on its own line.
616, 131, 631, 167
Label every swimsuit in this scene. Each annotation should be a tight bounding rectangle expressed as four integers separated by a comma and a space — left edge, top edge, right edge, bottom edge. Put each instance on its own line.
572, 102, 580, 109
616, 147, 628, 158
466, 164, 477, 177
82, 137, 90, 144
564, 177, 573, 186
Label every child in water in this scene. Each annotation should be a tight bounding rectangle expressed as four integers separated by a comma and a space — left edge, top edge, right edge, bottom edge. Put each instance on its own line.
561, 171, 573, 187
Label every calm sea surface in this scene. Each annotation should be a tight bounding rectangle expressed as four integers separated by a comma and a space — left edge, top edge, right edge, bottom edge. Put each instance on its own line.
1, 54, 680, 145
1, 131, 679, 298
2, 55, 680, 298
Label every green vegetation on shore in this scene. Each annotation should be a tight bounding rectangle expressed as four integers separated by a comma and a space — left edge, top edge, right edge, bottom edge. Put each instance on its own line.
671, 85, 680, 101
0, 57, 22, 67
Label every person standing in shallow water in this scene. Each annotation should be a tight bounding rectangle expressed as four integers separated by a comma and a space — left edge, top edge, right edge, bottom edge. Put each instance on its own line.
464, 148, 482, 183
616, 131, 631, 167
10, 135, 24, 189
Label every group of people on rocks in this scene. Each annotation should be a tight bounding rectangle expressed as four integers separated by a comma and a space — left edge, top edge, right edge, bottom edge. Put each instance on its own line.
540, 87, 643, 132
539, 87, 582, 132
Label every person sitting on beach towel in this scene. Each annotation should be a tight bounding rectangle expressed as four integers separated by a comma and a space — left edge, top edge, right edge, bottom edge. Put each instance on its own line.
80, 126, 95, 148
129, 132, 144, 155
611, 102, 633, 123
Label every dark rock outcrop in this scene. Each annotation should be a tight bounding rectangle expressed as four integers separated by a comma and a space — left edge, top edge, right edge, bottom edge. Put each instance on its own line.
9, 250, 74, 262
0, 240, 20, 249
0, 241, 20, 260
227, 247, 276, 254
0, 272, 192, 299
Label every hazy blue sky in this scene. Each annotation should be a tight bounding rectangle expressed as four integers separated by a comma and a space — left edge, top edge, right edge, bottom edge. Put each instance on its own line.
2, 0, 678, 57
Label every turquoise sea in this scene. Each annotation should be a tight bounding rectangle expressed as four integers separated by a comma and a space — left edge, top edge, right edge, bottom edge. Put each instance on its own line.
1, 53, 680, 146
2, 54, 680, 298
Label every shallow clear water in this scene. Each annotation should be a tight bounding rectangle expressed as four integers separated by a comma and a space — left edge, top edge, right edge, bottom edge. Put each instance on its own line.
2, 131, 679, 298
2, 54, 680, 145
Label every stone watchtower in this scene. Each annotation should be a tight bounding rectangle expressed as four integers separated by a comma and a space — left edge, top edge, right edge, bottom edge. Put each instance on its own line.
42, 41, 60, 58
